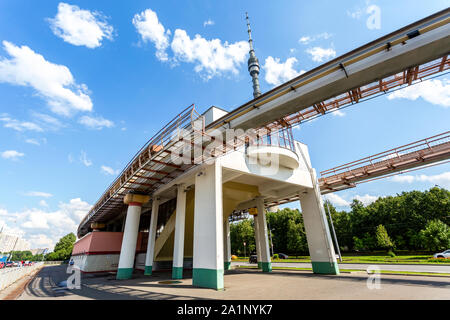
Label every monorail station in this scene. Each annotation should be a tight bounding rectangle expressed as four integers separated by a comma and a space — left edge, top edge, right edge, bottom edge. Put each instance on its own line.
72, 10, 450, 290
72, 104, 340, 289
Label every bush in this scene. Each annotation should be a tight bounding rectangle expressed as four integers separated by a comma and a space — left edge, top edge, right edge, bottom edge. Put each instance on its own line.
388, 250, 396, 257
273, 254, 279, 260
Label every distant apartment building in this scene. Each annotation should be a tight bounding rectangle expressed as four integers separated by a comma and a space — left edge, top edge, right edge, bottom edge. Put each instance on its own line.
30, 248, 48, 255
0, 233, 30, 252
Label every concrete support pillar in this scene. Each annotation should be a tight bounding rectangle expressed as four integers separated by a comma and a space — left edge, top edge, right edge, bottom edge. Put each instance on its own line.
192, 162, 224, 290
223, 217, 231, 270
255, 197, 272, 272
300, 176, 339, 274
117, 193, 150, 280
144, 197, 159, 275
253, 215, 262, 269
172, 184, 187, 279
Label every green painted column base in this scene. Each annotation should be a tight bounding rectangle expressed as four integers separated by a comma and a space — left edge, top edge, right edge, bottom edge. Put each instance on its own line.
311, 261, 340, 275
257, 262, 262, 269
193, 268, 224, 290
116, 268, 134, 279
224, 261, 231, 270
144, 265, 152, 275
261, 262, 272, 272
172, 266, 183, 279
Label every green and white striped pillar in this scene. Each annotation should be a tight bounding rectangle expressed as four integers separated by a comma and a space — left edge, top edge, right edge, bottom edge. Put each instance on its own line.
192, 161, 224, 290
223, 216, 231, 270
117, 194, 150, 280
253, 212, 262, 269
172, 184, 186, 279
144, 197, 159, 275
256, 197, 272, 272
300, 170, 339, 275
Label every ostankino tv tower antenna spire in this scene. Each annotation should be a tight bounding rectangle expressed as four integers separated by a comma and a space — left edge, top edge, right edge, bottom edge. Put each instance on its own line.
246, 12, 261, 99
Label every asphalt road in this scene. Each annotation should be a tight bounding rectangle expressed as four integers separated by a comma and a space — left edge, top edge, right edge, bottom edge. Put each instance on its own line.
232, 261, 450, 273
18, 264, 450, 300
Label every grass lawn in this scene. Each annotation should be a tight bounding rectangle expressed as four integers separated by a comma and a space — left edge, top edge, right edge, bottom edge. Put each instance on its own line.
235, 265, 450, 277
233, 254, 450, 265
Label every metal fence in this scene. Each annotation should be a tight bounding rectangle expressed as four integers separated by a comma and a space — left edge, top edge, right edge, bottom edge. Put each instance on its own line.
0, 262, 43, 291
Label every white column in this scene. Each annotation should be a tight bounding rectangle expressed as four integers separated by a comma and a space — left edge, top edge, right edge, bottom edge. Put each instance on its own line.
223, 217, 231, 270
256, 197, 272, 272
144, 197, 159, 275
117, 193, 149, 279
172, 184, 186, 279
192, 161, 224, 290
253, 214, 262, 268
300, 170, 339, 274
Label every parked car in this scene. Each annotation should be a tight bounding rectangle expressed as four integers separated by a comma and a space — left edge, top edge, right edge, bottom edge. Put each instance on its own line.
5, 261, 13, 268
0, 262, 5, 269
249, 255, 258, 264
278, 253, 289, 259
433, 249, 450, 259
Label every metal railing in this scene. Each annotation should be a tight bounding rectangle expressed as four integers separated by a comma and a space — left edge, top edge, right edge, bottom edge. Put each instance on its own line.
320, 131, 450, 179
0, 262, 43, 291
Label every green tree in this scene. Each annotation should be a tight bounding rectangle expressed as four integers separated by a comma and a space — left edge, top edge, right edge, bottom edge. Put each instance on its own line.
375, 224, 394, 251
286, 218, 308, 254
10, 250, 33, 261
419, 219, 450, 251
46, 233, 77, 261
230, 219, 255, 256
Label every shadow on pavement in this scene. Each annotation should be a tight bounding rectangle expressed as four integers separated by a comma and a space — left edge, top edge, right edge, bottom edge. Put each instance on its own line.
230, 268, 450, 289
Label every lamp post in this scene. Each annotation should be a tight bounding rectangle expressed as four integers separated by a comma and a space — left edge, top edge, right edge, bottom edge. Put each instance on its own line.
243, 242, 246, 258
325, 201, 342, 262
267, 222, 274, 257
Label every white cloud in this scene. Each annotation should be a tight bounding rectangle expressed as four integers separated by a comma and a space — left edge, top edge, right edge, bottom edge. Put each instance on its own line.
133, 9, 171, 61
391, 175, 415, 183
306, 47, 336, 63
171, 29, 249, 79
31, 112, 65, 130
263, 56, 305, 86
101, 165, 119, 176
324, 193, 350, 207
332, 110, 346, 117
391, 171, 450, 189
58, 198, 91, 222
25, 191, 53, 198
203, 19, 215, 27
354, 194, 379, 206
387, 79, 450, 108
0, 116, 43, 132
1, 150, 24, 160
27, 234, 53, 249
25, 138, 41, 146
0, 41, 93, 116
39, 200, 49, 207
299, 32, 332, 45
347, 8, 364, 20
325, 193, 379, 207
0, 198, 91, 250
48, 3, 114, 48
80, 150, 92, 167
133, 9, 249, 79
79, 115, 114, 129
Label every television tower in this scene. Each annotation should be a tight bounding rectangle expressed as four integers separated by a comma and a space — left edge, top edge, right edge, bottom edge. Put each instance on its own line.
246, 13, 261, 99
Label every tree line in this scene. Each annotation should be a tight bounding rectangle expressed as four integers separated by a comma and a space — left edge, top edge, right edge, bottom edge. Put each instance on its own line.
230, 187, 450, 256
3, 233, 76, 262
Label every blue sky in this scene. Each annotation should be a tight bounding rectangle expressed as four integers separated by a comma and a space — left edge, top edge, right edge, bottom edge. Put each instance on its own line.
0, 0, 449, 250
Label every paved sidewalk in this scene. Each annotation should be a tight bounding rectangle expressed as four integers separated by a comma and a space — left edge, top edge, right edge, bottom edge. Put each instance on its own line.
17, 265, 450, 300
